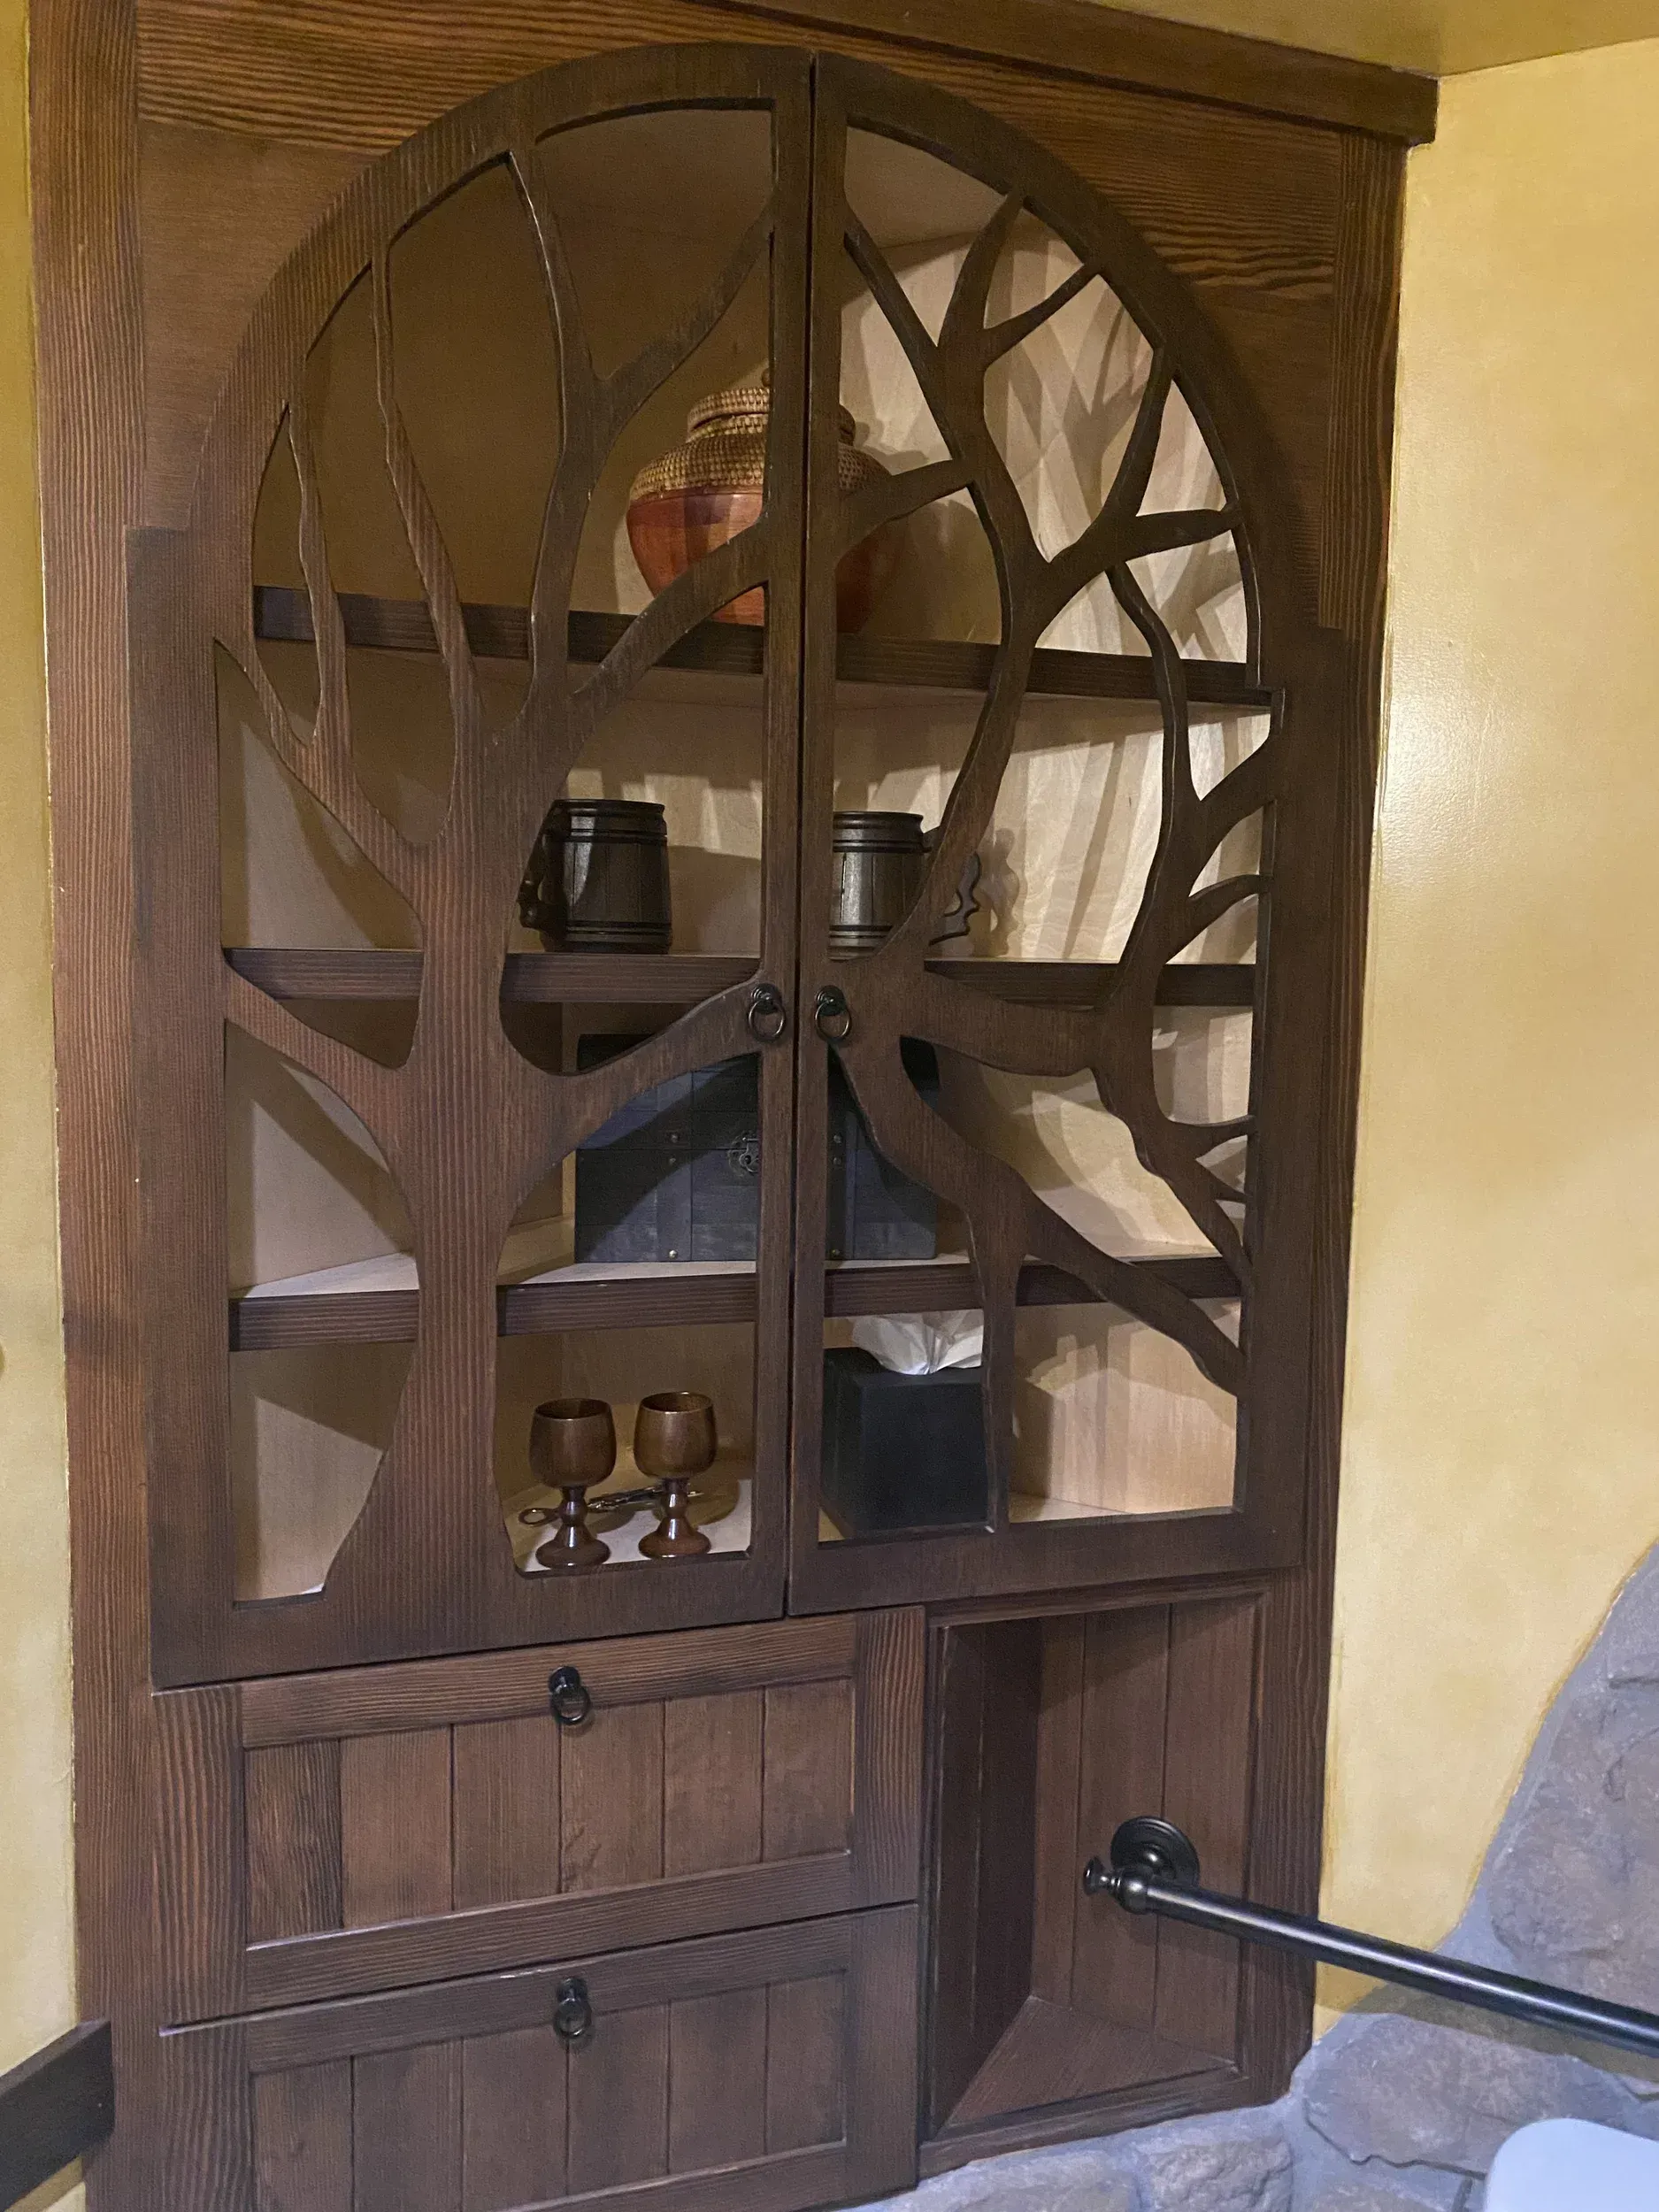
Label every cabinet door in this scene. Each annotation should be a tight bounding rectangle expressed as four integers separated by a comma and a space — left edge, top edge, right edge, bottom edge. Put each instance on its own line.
787, 58, 1339, 1611
137, 46, 816, 1684
164, 1909, 918, 2212
157, 1611, 921, 2023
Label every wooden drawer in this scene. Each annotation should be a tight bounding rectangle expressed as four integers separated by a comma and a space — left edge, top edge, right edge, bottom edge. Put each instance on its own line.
164, 1907, 918, 2212
157, 1612, 922, 2022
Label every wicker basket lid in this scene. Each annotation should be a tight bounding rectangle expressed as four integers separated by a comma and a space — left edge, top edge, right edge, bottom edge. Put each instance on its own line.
629, 377, 884, 502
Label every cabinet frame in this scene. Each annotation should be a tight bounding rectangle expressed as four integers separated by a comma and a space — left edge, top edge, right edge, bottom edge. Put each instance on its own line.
33, 0, 1420, 2202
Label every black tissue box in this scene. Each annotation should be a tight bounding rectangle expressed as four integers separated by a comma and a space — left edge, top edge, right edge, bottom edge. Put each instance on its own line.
820, 1347, 988, 1535
575, 1036, 940, 1265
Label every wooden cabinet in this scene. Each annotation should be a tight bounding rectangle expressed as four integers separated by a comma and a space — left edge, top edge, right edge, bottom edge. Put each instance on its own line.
34, 0, 1425, 2203
165, 1911, 918, 2212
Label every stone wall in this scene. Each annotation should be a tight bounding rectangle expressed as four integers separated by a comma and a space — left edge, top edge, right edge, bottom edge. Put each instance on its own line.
862, 1542, 1659, 2212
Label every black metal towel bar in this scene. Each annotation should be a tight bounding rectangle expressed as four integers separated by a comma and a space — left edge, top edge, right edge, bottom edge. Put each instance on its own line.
1083, 1817, 1659, 2062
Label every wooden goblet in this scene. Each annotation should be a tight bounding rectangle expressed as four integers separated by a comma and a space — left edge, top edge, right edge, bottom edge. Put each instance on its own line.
634, 1392, 717, 1560
529, 1398, 615, 1571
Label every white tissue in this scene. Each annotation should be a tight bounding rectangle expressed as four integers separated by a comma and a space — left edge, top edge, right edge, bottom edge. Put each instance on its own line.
849, 1310, 984, 1376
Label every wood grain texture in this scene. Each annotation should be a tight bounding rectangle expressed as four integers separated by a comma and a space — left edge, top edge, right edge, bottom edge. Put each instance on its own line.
1027, 1617, 1085, 2008
663, 1690, 764, 1878
460, 2026, 565, 2209
134, 0, 1434, 148
1239, 130, 1409, 2104
252, 2061, 352, 2212
339, 1728, 453, 1928
33, 0, 157, 2202
158, 1612, 922, 2016
352, 2041, 461, 2212
567, 2001, 671, 2193
669, 1985, 770, 2170
245, 1740, 343, 1943
1154, 1597, 1257, 2060
765, 1977, 845, 2154
1071, 1608, 1170, 2028
763, 1681, 852, 1863
450, 1714, 559, 1912
560, 1700, 665, 1893
166, 1910, 919, 2208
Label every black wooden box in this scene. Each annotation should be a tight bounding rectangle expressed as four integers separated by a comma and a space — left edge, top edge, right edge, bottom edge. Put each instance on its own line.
820, 1347, 989, 1534
573, 1037, 940, 1264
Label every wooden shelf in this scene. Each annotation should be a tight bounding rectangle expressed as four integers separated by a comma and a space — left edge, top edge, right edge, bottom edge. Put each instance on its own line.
229, 1249, 1237, 1349
252, 585, 1271, 710
226, 947, 1254, 1010
226, 947, 759, 1005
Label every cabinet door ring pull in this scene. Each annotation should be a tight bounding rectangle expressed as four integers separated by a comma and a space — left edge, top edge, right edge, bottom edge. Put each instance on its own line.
553, 1975, 594, 2045
747, 983, 787, 1041
813, 986, 851, 1041
548, 1665, 592, 1726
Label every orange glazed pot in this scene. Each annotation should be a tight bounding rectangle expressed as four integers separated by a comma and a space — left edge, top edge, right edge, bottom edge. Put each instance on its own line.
626, 380, 900, 631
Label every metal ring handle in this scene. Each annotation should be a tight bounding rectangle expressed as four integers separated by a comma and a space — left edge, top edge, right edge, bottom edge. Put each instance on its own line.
553, 1975, 594, 2046
548, 1665, 592, 1728
746, 983, 787, 1042
813, 986, 851, 1042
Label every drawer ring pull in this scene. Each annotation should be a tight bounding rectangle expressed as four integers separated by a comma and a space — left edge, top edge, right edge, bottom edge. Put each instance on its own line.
548, 1665, 592, 1727
553, 1975, 594, 2046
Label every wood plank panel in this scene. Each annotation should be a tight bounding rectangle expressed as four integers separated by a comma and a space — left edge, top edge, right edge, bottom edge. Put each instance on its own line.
667, 1986, 768, 2171
560, 1701, 664, 1893
1154, 1597, 1258, 2060
246, 1740, 343, 1943
1028, 1616, 1086, 2006
352, 2043, 460, 2212
1071, 1607, 1171, 2030
663, 1690, 764, 1878
134, 0, 1435, 148
241, 1618, 856, 1747
460, 2026, 565, 2212
763, 1680, 853, 1862
451, 1715, 559, 1911
565, 2002, 669, 2193
764, 1976, 845, 2154
340, 1729, 452, 1928
253, 2062, 351, 2212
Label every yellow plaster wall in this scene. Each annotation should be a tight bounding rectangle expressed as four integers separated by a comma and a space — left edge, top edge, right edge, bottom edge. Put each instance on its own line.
1319, 36, 1659, 2011
0, 0, 79, 2193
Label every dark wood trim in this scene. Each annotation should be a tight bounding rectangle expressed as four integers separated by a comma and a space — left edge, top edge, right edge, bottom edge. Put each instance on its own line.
917, 2058, 1241, 2175
227, 946, 1256, 1010
1235, 130, 1409, 2104
30, 0, 157, 2205
703, 0, 1437, 142
0, 2023, 115, 2209
230, 1252, 1237, 1349
253, 584, 1271, 706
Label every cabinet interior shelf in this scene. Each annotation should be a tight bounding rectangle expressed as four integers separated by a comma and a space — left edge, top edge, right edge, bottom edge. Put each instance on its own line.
229, 1250, 1237, 1350
226, 948, 1257, 1010
251, 585, 1271, 710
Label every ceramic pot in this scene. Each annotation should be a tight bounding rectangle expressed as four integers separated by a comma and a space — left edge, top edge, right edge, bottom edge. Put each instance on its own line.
626, 380, 899, 632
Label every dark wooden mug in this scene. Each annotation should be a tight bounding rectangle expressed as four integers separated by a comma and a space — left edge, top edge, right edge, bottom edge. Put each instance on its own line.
519, 798, 672, 953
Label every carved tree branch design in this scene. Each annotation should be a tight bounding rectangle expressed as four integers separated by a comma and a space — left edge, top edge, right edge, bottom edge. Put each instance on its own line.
829, 173, 1280, 1512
